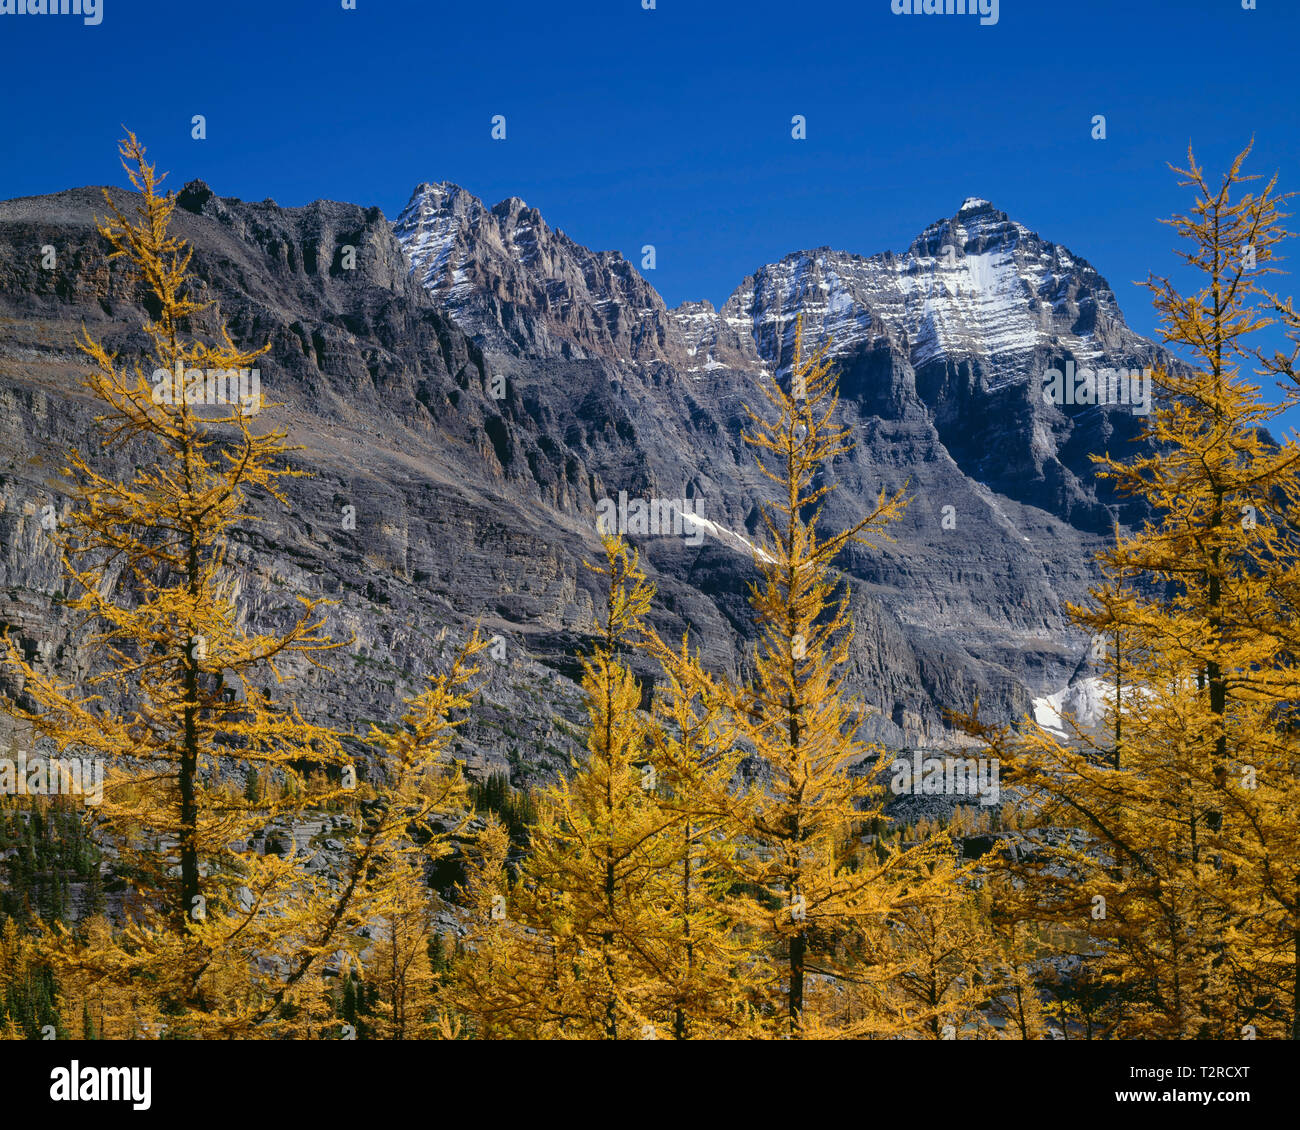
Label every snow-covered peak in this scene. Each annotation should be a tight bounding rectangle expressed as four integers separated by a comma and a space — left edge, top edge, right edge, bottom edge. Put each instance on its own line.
402, 181, 479, 216
394, 185, 473, 296
395, 180, 678, 362
680, 200, 1136, 381
395, 176, 1147, 388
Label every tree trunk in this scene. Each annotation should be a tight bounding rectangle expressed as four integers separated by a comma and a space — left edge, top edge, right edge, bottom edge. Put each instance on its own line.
788, 930, 805, 1036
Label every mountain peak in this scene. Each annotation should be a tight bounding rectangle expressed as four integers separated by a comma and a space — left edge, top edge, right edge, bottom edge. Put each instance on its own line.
702, 199, 1139, 379
395, 178, 676, 362
409, 179, 468, 198
394, 177, 1142, 391
177, 178, 218, 215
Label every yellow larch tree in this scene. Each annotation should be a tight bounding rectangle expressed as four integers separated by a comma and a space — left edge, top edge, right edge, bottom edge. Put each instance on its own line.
641, 632, 766, 1037
0, 134, 483, 1037
449, 813, 576, 1038
505, 536, 682, 1037
356, 638, 485, 1040
715, 317, 954, 1037
454, 537, 761, 1038
996, 142, 1300, 1038
872, 853, 1005, 1039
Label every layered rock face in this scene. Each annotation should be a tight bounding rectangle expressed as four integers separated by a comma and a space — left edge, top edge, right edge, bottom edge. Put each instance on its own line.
0, 178, 1171, 780
396, 185, 1173, 744
669, 197, 1162, 532
393, 183, 684, 364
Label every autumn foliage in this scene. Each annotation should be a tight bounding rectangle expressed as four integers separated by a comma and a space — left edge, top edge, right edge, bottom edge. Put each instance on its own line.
1, 137, 1297, 1040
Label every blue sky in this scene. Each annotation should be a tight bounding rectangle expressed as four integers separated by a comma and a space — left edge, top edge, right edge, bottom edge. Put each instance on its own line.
2, 0, 1298, 430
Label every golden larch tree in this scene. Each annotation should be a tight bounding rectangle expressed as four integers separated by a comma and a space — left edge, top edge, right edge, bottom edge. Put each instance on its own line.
1, 135, 483, 1037
716, 317, 954, 1037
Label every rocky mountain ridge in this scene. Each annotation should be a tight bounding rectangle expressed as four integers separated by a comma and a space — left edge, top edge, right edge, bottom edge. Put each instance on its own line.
0, 176, 1174, 784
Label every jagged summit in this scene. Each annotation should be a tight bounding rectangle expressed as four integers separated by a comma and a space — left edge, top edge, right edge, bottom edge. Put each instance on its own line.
0, 174, 1177, 762
392, 179, 1165, 536
394, 180, 677, 362
413, 180, 472, 195
392, 174, 1165, 536
680, 202, 1143, 385
394, 180, 1144, 390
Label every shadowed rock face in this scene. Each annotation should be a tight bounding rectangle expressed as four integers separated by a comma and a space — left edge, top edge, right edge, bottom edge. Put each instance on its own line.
668, 198, 1163, 533
0, 179, 1171, 781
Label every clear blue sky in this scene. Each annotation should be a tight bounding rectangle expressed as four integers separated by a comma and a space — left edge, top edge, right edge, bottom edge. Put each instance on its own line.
2, 0, 1297, 430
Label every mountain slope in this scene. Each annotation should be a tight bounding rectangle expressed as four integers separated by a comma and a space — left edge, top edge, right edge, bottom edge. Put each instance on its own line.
0, 179, 1173, 781
681, 197, 1162, 529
